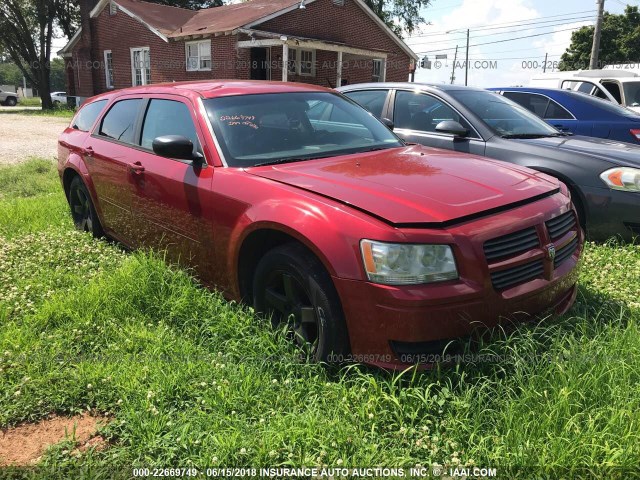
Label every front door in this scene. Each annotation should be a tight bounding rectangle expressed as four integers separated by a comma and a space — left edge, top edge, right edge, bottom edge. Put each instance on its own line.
391, 89, 486, 155
129, 96, 214, 280
250, 48, 269, 80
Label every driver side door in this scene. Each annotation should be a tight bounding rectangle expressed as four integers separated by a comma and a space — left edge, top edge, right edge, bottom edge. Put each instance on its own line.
389, 90, 486, 155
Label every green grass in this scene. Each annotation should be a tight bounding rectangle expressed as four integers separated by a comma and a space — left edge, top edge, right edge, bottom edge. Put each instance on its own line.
17, 97, 42, 107
1, 159, 639, 478
0, 108, 75, 118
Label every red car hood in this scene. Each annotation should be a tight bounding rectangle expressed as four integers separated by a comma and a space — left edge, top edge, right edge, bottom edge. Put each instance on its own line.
247, 145, 559, 225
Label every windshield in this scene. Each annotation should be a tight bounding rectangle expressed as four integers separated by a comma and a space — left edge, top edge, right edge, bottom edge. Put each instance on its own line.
451, 90, 560, 137
623, 82, 640, 108
203, 92, 403, 167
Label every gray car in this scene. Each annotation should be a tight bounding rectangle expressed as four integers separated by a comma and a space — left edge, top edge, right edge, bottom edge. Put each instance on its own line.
0, 89, 18, 106
337, 82, 640, 241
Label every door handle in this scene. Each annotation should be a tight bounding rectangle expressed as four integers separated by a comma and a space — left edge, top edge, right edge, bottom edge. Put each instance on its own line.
129, 161, 145, 174
83, 146, 94, 157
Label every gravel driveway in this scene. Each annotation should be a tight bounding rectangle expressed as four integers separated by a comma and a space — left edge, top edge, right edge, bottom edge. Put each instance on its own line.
0, 113, 70, 165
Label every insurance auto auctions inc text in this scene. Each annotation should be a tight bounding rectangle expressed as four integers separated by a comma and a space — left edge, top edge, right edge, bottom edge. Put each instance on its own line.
201, 466, 498, 478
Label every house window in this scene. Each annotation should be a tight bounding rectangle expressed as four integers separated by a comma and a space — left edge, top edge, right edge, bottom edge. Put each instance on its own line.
186, 40, 211, 71
104, 50, 114, 89
299, 49, 315, 76
372, 59, 384, 82
332, 0, 344, 5
109, 1, 117, 15
130, 47, 150, 86
287, 48, 298, 75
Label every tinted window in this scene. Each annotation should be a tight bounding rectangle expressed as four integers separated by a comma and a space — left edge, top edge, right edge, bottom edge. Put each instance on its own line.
451, 90, 559, 136
544, 99, 573, 119
72, 99, 108, 131
601, 81, 622, 103
393, 91, 473, 133
502, 92, 549, 117
623, 82, 640, 107
204, 92, 402, 167
343, 90, 388, 117
99, 99, 142, 144
141, 99, 201, 154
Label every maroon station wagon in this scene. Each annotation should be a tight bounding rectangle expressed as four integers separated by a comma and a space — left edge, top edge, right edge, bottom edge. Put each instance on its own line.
58, 81, 582, 368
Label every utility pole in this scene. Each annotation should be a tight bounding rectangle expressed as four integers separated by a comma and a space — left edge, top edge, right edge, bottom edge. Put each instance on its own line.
589, 0, 605, 70
543, 52, 548, 73
450, 45, 458, 84
465, 29, 470, 86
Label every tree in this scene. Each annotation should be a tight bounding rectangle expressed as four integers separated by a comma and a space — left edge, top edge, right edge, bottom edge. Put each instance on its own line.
560, 5, 640, 71
152, 0, 221, 9
0, 0, 77, 109
363, 0, 430, 36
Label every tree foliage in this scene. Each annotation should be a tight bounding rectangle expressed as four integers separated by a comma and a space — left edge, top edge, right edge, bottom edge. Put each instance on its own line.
363, 0, 430, 36
560, 5, 640, 71
0, 0, 77, 108
151, 0, 222, 9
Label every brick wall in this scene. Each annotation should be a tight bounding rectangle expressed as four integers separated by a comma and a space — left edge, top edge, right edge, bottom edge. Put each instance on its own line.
68, 0, 412, 96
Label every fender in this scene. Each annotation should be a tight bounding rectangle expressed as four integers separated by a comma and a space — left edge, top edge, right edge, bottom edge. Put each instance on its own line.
524, 165, 589, 221
225, 194, 406, 299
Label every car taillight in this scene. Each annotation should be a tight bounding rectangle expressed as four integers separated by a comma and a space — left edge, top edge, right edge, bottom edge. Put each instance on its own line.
631, 129, 640, 141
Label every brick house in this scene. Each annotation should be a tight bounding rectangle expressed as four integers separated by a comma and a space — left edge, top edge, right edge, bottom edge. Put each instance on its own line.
58, 0, 417, 100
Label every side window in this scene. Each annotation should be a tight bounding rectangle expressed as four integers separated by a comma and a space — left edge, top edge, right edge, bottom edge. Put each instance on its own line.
393, 90, 472, 133
544, 99, 573, 120
502, 92, 549, 117
343, 89, 388, 118
141, 99, 201, 154
601, 81, 622, 103
98, 99, 142, 143
72, 99, 108, 131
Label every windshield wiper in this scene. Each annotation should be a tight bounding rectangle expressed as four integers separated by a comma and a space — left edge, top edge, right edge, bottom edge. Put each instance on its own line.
251, 155, 330, 167
501, 133, 555, 139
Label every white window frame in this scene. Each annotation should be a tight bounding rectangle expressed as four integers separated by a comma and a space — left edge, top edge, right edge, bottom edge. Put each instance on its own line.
109, 1, 117, 15
298, 48, 316, 77
104, 50, 114, 89
287, 48, 298, 75
130, 47, 150, 86
372, 59, 385, 82
185, 40, 211, 72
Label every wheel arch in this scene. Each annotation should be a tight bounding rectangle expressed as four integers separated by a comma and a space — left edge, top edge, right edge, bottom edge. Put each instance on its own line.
235, 224, 341, 303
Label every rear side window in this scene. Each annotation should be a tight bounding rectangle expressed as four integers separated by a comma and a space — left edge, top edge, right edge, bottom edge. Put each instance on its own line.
140, 99, 201, 154
343, 90, 388, 118
72, 99, 108, 131
99, 99, 142, 144
544, 99, 573, 119
502, 92, 548, 117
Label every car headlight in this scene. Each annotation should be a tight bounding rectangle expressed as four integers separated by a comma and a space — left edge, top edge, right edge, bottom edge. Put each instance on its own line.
360, 240, 458, 285
600, 167, 640, 192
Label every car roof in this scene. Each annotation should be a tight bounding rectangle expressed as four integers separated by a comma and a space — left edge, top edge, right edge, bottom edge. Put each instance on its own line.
95, 80, 331, 102
489, 86, 605, 99
337, 82, 487, 93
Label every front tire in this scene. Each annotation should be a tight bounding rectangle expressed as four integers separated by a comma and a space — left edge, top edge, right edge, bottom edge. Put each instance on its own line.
5, 97, 17, 107
68, 176, 104, 238
252, 243, 350, 363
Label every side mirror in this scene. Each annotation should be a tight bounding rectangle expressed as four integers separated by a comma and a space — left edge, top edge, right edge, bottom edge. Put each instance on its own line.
381, 117, 394, 131
435, 120, 469, 138
152, 135, 201, 161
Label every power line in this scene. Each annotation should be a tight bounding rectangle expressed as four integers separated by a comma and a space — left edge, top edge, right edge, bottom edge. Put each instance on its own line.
412, 26, 586, 55
411, 9, 597, 37
407, 16, 594, 46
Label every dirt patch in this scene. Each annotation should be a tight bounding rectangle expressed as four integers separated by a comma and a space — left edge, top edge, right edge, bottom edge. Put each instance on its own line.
0, 113, 69, 165
0, 413, 109, 466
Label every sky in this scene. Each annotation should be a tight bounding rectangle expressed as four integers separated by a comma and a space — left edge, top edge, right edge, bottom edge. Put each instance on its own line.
409, 0, 635, 87
50, 0, 635, 86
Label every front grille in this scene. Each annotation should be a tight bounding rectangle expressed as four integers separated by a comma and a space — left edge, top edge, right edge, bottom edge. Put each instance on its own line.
490, 259, 544, 290
483, 227, 539, 261
554, 236, 578, 268
546, 211, 576, 240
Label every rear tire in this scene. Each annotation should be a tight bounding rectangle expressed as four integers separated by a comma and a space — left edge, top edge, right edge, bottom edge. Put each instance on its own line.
252, 243, 350, 363
68, 176, 104, 238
